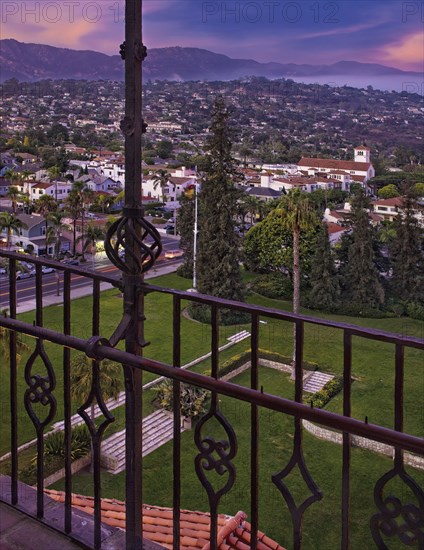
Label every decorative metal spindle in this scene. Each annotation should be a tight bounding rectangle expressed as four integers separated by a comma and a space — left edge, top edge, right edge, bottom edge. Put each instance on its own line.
173, 295, 181, 550
63, 270, 72, 533
251, 314, 259, 550
342, 330, 352, 549
194, 306, 237, 550
9, 259, 18, 505
370, 343, 424, 547
272, 320, 323, 550
103, 1, 161, 548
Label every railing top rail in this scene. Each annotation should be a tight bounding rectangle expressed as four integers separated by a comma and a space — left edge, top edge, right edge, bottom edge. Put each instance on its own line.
142, 282, 424, 350
1, 314, 423, 456
3, 250, 422, 350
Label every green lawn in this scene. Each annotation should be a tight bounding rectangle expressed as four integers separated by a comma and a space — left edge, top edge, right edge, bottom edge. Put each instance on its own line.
51, 367, 424, 549
0, 273, 251, 455
1, 272, 423, 547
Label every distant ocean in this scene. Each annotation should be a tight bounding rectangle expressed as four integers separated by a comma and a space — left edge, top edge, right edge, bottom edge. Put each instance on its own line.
287, 74, 423, 95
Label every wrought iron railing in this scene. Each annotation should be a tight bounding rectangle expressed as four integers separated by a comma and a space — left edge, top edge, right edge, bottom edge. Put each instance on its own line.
0, 250, 423, 550
1, 2, 423, 548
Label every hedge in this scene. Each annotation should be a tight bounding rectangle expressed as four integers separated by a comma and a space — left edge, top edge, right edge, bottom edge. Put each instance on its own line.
305, 376, 344, 409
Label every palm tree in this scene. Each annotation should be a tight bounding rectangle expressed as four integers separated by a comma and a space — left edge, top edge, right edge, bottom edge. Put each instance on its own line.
47, 211, 69, 259
77, 223, 104, 268
0, 212, 28, 249
70, 355, 123, 470
242, 195, 263, 225
0, 309, 29, 364
152, 169, 171, 203
8, 186, 20, 214
34, 195, 58, 255
19, 191, 32, 214
70, 181, 94, 261
3, 168, 20, 187
64, 188, 83, 256
279, 190, 317, 373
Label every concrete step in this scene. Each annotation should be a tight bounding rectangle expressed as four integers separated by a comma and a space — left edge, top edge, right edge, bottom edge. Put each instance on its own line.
227, 330, 251, 343
52, 393, 126, 431
304, 372, 334, 394
112, 419, 174, 459
101, 410, 188, 474
102, 410, 169, 454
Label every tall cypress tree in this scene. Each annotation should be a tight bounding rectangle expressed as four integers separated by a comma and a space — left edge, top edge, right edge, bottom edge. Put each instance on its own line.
195, 97, 245, 320
309, 224, 341, 311
390, 190, 424, 303
342, 189, 384, 309
176, 188, 195, 279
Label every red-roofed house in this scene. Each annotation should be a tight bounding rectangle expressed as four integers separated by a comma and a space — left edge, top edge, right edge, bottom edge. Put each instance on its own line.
297, 146, 375, 185
371, 197, 403, 221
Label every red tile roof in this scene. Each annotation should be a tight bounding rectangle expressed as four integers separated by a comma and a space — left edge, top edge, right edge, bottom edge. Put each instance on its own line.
298, 157, 372, 171
325, 221, 346, 235
44, 490, 285, 550
372, 197, 403, 207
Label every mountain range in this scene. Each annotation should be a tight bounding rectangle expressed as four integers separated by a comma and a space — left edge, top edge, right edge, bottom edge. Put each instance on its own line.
0, 39, 420, 83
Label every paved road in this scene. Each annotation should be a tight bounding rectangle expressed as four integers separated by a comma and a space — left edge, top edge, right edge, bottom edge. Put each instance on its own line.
0, 235, 182, 311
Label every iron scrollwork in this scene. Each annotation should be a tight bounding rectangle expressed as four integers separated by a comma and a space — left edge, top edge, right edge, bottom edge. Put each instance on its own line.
77, 337, 115, 438
104, 209, 162, 275
272, 430, 323, 548
24, 339, 57, 432
370, 467, 424, 547
194, 408, 237, 505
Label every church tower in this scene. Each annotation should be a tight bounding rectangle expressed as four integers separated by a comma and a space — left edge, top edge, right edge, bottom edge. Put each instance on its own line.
354, 145, 371, 163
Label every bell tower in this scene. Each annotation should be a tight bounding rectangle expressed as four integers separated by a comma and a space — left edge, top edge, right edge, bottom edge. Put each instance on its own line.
354, 146, 371, 163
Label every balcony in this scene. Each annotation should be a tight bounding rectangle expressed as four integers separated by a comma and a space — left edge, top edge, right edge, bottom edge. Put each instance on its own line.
0, 250, 423, 550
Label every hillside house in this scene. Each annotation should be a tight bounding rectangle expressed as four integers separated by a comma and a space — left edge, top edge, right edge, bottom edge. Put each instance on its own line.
0, 213, 54, 255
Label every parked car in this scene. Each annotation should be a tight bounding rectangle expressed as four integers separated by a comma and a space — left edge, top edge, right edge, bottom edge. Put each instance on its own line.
41, 266, 56, 274
165, 225, 176, 234
16, 271, 32, 280
0, 267, 7, 275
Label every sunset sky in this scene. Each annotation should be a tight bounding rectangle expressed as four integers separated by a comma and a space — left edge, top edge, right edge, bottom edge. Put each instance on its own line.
2, 0, 423, 72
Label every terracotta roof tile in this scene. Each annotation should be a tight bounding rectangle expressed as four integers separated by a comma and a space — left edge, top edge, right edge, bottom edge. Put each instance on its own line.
44, 490, 285, 550
299, 157, 372, 171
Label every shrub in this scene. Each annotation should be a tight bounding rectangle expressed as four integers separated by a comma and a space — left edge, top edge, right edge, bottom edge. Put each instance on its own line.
306, 376, 343, 408
154, 381, 209, 419
406, 302, 424, 321
20, 455, 63, 486
386, 300, 407, 317
176, 263, 193, 279
44, 424, 90, 461
251, 273, 293, 300
338, 302, 388, 318
150, 217, 167, 225
188, 303, 250, 326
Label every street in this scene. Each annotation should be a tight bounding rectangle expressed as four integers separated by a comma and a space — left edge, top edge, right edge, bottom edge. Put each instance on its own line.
0, 235, 182, 311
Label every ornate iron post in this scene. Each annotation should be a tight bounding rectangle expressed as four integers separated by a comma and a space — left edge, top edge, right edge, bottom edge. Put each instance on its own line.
105, 1, 161, 547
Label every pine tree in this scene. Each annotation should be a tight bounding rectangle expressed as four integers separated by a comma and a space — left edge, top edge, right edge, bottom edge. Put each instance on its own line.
342, 189, 384, 310
390, 190, 424, 303
309, 224, 341, 311
195, 97, 245, 322
176, 188, 195, 279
